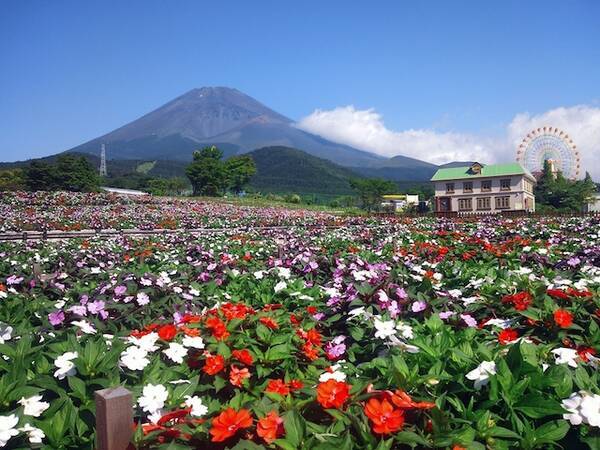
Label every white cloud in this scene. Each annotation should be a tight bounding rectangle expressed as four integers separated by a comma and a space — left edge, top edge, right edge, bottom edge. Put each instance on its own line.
295, 105, 600, 179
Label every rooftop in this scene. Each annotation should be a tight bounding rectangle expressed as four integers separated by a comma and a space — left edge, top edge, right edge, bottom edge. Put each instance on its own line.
431, 162, 535, 182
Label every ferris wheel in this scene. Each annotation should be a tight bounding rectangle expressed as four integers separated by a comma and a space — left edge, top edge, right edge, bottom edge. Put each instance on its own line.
516, 126, 581, 179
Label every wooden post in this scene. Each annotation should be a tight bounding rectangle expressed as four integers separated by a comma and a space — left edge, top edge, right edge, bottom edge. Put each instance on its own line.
95, 387, 133, 450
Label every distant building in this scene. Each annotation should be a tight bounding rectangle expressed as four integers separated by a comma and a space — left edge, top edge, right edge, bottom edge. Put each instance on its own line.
381, 194, 419, 212
101, 187, 148, 196
583, 192, 600, 213
430, 162, 536, 213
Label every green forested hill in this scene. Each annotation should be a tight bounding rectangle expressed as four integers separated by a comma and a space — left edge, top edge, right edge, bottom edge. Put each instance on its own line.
246, 146, 361, 196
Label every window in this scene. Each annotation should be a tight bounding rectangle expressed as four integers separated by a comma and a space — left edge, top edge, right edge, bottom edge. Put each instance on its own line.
495, 196, 510, 209
476, 197, 491, 210
463, 181, 473, 193
481, 180, 491, 192
446, 183, 455, 193
500, 179, 511, 191
458, 198, 472, 211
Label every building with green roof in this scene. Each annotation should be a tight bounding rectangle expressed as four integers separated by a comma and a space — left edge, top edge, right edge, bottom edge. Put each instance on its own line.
430, 162, 536, 213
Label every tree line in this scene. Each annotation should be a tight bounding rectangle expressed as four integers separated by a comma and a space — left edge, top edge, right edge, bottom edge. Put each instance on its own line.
535, 160, 596, 212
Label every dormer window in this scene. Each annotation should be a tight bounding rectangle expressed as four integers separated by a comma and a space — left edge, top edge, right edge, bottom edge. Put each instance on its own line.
469, 162, 483, 174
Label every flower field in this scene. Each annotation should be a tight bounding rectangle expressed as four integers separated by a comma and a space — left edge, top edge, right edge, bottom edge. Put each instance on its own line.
0, 197, 599, 449
0, 192, 339, 232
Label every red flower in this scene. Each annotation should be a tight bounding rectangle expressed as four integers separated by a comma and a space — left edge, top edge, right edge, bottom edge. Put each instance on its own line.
364, 397, 405, 434
567, 288, 592, 298
554, 309, 573, 328
221, 303, 254, 320
289, 379, 304, 391
265, 379, 290, 396
290, 314, 300, 325
232, 349, 254, 365
229, 365, 251, 387
180, 314, 201, 324
547, 289, 571, 301
306, 306, 318, 315
502, 291, 532, 311
158, 324, 177, 341
259, 317, 279, 330
209, 408, 253, 442
498, 328, 519, 345
256, 411, 284, 444
157, 408, 191, 426
577, 346, 596, 362
316, 380, 350, 409
203, 354, 225, 375
389, 390, 435, 410
305, 328, 322, 346
205, 316, 230, 340
302, 342, 319, 361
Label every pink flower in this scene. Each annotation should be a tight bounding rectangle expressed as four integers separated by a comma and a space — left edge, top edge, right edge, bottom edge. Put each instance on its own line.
48, 311, 65, 326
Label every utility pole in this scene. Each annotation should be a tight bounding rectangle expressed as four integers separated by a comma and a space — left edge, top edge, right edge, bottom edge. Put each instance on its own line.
99, 144, 107, 177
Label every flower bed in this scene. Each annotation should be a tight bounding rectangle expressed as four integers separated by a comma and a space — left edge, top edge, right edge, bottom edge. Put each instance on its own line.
0, 211, 599, 449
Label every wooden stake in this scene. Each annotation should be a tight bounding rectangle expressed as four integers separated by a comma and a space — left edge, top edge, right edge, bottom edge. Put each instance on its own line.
95, 387, 133, 450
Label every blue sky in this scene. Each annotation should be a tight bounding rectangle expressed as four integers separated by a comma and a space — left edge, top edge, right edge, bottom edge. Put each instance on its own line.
1, 0, 599, 171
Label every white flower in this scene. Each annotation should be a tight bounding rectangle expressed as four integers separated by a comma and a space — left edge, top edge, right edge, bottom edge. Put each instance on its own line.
184, 395, 208, 417
120, 346, 150, 371
138, 384, 168, 414
253, 271, 265, 280
483, 318, 512, 329
551, 348, 579, 368
274, 281, 287, 293
373, 317, 396, 339
562, 391, 600, 427
19, 423, 45, 444
319, 369, 347, 383
18, 395, 49, 417
128, 332, 159, 352
71, 320, 97, 334
348, 307, 366, 318
163, 343, 187, 364
53, 351, 78, 379
396, 322, 414, 339
0, 414, 19, 447
466, 361, 497, 390
447, 289, 462, 298
277, 267, 291, 279
0, 325, 12, 344
181, 336, 205, 349
147, 409, 164, 424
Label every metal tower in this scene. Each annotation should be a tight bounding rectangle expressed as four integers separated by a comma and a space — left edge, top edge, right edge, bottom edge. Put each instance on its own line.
99, 144, 107, 177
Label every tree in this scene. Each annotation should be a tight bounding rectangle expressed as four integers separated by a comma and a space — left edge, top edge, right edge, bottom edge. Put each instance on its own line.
534, 161, 598, 212
350, 178, 397, 212
23, 161, 59, 191
224, 155, 256, 194
0, 169, 26, 191
23, 155, 99, 192
54, 155, 100, 192
185, 146, 227, 196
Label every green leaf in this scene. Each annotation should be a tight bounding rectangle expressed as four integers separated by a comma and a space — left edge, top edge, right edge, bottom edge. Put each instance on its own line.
534, 420, 569, 444
395, 431, 431, 447
515, 395, 565, 418
283, 409, 306, 448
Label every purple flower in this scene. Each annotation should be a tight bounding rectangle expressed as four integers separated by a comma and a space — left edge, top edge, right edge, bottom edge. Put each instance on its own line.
69, 305, 87, 316
325, 336, 347, 360
48, 310, 65, 326
567, 257, 581, 267
411, 301, 427, 313
114, 285, 127, 296
461, 314, 477, 327
439, 311, 456, 320
87, 300, 105, 315
395, 287, 408, 300
6, 275, 23, 285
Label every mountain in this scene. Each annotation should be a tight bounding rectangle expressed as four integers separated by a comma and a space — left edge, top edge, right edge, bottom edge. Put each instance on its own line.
246, 146, 361, 196
348, 154, 438, 181
67, 87, 385, 167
